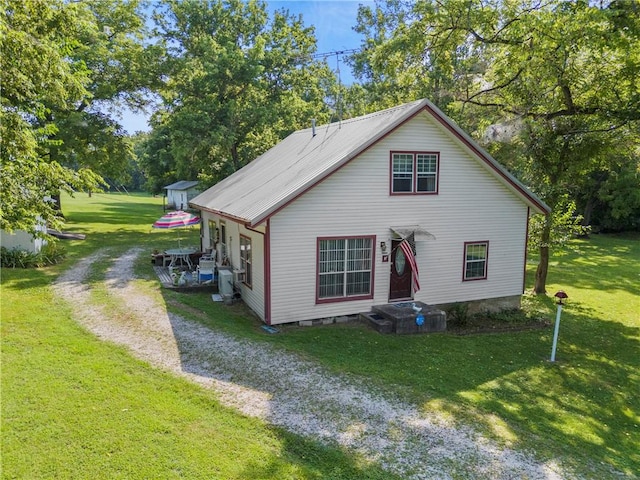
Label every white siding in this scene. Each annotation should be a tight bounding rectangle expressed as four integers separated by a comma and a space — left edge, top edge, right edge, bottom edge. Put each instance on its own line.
1, 220, 47, 254
268, 112, 529, 324
200, 211, 266, 321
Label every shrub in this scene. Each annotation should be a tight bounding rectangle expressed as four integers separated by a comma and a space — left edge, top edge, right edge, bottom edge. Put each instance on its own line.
446, 302, 470, 327
1, 243, 66, 268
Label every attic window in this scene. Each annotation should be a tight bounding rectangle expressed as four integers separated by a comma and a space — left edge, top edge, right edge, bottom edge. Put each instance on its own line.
390, 151, 439, 194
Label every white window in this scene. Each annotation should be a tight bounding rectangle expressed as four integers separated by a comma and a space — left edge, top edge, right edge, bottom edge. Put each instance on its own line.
391, 151, 439, 194
318, 237, 374, 301
239, 235, 252, 287
464, 242, 489, 281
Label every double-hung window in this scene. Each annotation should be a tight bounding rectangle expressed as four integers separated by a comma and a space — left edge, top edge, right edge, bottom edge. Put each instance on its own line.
239, 235, 252, 287
463, 241, 489, 281
317, 236, 374, 302
391, 151, 439, 194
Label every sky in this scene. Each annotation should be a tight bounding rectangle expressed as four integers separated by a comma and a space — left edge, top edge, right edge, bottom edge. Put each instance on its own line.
120, 1, 375, 134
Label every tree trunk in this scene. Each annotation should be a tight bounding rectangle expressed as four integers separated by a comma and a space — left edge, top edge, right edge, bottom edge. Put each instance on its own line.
533, 219, 551, 294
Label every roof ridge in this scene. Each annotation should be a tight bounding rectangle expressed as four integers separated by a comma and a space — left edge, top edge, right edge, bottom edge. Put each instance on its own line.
295, 99, 424, 134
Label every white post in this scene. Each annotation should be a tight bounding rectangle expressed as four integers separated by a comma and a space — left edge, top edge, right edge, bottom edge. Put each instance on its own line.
550, 303, 563, 362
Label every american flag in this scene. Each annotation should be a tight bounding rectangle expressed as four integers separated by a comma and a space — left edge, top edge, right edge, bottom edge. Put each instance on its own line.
399, 232, 420, 293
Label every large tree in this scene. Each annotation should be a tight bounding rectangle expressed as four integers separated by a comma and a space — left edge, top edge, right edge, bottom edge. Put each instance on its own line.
141, 0, 338, 189
1, 0, 101, 234
353, 0, 640, 293
1, 0, 161, 234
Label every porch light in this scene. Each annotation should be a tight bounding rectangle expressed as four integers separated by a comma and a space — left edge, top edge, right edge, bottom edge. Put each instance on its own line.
550, 290, 568, 362
380, 241, 387, 253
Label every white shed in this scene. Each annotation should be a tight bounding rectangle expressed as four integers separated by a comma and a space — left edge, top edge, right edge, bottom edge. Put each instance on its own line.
1, 222, 48, 254
190, 99, 550, 326
164, 180, 200, 211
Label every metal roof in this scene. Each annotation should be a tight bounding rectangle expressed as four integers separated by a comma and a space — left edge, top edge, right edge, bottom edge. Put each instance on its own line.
164, 180, 200, 190
190, 98, 550, 226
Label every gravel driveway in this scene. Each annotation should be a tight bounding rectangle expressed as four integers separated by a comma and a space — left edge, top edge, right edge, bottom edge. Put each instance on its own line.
53, 247, 576, 480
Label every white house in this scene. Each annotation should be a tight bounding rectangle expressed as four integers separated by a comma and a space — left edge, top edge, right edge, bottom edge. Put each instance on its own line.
190, 99, 550, 326
164, 180, 200, 211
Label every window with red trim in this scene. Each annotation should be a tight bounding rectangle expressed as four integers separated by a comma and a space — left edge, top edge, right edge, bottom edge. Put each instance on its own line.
391, 151, 439, 194
464, 241, 489, 281
318, 237, 373, 301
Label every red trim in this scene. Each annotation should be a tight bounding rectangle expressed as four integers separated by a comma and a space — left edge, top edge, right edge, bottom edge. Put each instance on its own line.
422, 103, 550, 214
389, 150, 440, 195
264, 219, 271, 325
315, 235, 376, 304
462, 241, 489, 281
252, 108, 428, 226
192, 205, 250, 225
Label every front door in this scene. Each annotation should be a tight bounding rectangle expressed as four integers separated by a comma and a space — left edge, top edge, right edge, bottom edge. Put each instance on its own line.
389, 239, 412, 301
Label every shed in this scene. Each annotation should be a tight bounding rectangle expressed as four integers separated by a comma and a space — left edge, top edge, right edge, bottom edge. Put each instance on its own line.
164, 180, 200, 211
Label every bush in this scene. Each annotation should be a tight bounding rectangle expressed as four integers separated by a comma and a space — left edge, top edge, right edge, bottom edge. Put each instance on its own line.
1, 243, 66, 268
446, 302, 470, 327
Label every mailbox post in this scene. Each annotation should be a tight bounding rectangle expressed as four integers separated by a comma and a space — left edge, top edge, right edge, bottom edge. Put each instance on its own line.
550, 290, 568, 362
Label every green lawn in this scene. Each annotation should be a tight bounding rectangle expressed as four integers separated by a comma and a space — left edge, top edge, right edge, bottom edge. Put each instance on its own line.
2, 192, 639, 478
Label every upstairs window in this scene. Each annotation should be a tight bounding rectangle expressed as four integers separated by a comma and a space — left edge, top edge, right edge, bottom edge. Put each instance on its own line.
463, 241, 489, 281
391, 152, 439, 194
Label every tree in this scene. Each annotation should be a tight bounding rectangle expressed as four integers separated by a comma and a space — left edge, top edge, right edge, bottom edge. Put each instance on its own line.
1, 0, 103, 234
142, 0, 338, 189
45, 0, 163, 196
354, 0, 640, 293
1, 0, 163, 233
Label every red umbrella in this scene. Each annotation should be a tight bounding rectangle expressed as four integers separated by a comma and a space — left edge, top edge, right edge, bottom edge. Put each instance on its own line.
152, 211, 200, 229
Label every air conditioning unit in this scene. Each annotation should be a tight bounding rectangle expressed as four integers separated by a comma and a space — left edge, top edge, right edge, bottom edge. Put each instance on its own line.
218, 269, 234, 297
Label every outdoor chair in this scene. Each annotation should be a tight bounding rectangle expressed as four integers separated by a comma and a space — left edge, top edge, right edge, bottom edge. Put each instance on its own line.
197, 259, 216, 283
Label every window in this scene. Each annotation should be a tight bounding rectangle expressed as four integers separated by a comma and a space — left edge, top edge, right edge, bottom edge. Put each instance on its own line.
391, 151, 439, 194
239, 235, 252, 287
318, 237, 374, 301
219, 221, 227, 260
464, 242, 489, 281
208, 220, 217, 249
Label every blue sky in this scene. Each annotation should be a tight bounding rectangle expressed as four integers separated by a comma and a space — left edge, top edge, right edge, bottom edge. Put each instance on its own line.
120, 0, 374, 134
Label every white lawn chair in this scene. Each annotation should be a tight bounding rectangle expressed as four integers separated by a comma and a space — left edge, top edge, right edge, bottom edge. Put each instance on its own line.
197, 259, 216, 283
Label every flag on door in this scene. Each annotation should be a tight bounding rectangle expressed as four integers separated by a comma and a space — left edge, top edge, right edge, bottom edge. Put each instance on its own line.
399, 232, 420, 293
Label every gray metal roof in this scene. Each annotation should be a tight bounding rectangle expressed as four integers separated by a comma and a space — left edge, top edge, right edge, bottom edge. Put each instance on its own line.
190, 99, 550, 226
164, 180, 199, 191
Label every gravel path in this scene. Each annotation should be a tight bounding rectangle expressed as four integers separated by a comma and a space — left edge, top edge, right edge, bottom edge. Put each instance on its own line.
53, 248, 576, 480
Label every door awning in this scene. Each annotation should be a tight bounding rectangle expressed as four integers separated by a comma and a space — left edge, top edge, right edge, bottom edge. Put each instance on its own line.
390, 225, 436, 241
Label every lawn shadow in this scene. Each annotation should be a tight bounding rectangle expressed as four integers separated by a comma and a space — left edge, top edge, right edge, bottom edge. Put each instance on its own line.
149, 246, 638, 477
434, 300, 640, 477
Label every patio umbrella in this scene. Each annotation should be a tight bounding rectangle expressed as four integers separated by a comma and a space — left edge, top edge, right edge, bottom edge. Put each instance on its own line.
152, 211, 200, 247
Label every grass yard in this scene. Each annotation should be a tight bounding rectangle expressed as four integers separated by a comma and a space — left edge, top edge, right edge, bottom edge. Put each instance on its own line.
2, 192, 639, 478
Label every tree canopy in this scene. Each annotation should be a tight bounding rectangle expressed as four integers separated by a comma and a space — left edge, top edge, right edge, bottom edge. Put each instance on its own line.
1, 0, 160, 234
351, 0, 640, 292
140, 0, 338, 192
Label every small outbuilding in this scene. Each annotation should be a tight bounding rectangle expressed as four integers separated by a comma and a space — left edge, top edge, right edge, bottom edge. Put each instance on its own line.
190, 98, 550, 326
1, 223, 48, 254
164, 180, 200, 211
